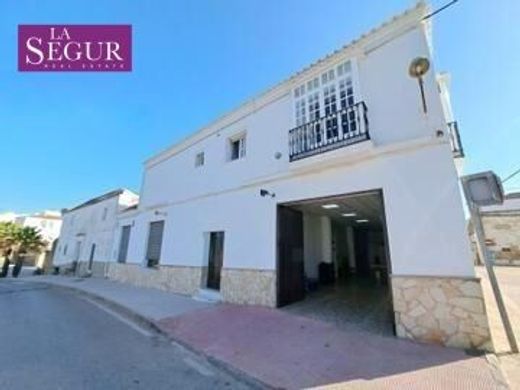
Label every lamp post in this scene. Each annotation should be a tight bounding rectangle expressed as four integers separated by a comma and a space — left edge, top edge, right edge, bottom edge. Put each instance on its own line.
461, 171, 518, 353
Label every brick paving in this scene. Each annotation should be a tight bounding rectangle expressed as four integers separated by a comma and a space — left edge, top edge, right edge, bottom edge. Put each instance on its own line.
158, 305, 505, 389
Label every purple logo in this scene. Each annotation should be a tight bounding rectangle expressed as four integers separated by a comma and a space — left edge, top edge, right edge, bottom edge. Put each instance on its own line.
18, 25, 132, 72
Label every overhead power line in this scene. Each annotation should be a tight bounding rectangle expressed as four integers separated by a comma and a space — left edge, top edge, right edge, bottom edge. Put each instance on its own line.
422, 0, 460, 20
503, 166, 520, 184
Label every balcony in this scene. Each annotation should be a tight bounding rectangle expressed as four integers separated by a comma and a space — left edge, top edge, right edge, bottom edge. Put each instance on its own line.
447, 121, 464, 158
289, 101, 369, 162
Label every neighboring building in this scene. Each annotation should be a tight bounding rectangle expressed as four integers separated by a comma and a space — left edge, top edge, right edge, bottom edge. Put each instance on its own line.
53, 189, 139, 276
470, 192, 520, 265
15, 210, 62, 268
15, 210, 62, 245
103, 3, 490, 350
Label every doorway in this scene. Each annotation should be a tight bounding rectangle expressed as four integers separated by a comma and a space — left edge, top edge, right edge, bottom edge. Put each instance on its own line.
88, 243, 96, 271
277, 206, 305, 306
277, 190, 394, 335
207, 232, 224, 291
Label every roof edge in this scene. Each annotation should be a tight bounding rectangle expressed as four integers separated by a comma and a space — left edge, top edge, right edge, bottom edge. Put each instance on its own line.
63, 188, 136, 214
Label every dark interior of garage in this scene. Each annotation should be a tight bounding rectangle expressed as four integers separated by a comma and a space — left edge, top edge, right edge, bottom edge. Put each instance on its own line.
277, 191, 394, 336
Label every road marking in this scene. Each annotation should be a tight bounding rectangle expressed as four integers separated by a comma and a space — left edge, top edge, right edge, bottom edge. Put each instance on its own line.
81, 297, 153, 338
182, 357, 215, 377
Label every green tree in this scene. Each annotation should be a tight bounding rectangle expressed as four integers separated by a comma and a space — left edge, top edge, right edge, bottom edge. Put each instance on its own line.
13, 226, 47, 256
0, 222, 18, 256
0, 223, 47, 277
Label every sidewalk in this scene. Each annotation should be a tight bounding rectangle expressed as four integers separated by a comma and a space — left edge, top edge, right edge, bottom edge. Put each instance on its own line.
22, 275, 508, 389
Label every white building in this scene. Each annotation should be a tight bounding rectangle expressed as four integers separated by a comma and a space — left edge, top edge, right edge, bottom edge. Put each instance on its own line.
15, 210, 62, 245
104, 3, 491, 350
12, 211, 62, 269
53, 189, 138, 276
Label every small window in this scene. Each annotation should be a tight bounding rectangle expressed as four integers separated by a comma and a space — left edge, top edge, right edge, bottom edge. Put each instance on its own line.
229, 133, 246, 161
64, 244, 68, 255
195, 152, 205, 167
102, 207, 108, 221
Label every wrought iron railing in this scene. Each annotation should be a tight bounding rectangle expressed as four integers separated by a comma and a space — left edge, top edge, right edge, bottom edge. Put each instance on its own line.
447, 121, 464, 158
288, 101, 369, 161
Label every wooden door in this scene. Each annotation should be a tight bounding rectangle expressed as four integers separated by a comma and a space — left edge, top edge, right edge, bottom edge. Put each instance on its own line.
277, 206, 304, 307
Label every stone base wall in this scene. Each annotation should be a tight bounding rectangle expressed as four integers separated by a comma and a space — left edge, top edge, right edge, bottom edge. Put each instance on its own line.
392, 275, 493, 351
107, 263, 202, 296
221, 268, 276, 307
78, 261, 107, 277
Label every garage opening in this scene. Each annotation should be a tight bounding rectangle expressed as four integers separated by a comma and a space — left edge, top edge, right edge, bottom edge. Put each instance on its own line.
277, 190, 394, 336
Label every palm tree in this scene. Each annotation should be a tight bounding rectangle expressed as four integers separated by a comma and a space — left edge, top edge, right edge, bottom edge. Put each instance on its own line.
0, 222, 18, 277
11, 226, 47, 277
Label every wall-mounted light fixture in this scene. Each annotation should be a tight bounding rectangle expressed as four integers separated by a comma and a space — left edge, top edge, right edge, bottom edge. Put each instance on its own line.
260, 189, 276, 198
409, 57, 430, 114
154, 210, 167, 216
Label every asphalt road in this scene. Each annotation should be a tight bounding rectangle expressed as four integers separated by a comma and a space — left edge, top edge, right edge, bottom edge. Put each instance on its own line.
0, 280, 251, 390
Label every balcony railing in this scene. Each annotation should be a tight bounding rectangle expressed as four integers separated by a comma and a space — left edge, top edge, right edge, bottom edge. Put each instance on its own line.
289, 101, 369, 161
447, 121, 464, 158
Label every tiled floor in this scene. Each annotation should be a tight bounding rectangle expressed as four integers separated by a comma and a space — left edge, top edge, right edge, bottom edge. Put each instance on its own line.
282, 276, 394, 336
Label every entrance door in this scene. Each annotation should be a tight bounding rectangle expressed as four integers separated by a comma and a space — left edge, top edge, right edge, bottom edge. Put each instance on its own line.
88, 243, 96, 271
118, 225, 131, 263
277, 206, 304, 306
207, 232, 224, 290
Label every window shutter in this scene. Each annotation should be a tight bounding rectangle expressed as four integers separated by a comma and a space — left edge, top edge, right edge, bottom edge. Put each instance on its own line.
146, 221, 164, 263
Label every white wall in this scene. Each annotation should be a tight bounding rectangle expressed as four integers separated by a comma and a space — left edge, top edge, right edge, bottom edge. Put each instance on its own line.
53, 191, 137, 267
17, 215, 62, 248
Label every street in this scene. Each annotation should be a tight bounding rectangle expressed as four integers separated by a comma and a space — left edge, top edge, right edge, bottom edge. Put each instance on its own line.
0, 281, 250, 390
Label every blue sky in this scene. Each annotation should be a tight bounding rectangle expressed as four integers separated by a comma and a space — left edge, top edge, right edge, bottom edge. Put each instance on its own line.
1, 0, 519, 213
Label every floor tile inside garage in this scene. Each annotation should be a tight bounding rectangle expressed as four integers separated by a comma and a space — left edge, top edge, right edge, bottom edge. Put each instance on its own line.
282, 277, 394, 337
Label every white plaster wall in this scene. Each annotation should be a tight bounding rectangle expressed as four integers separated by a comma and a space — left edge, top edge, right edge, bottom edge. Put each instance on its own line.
118, 187, 276, 270
53, 195, 127, 266
18, 216, 62, 247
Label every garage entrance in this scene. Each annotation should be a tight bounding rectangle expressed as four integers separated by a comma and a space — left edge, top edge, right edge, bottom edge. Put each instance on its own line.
277, 190, 394, 335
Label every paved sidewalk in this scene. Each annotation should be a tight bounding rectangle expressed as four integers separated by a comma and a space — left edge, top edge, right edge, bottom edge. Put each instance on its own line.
20, 275, 508, 389
22, 275, 212, 320
477, 266, 520, 389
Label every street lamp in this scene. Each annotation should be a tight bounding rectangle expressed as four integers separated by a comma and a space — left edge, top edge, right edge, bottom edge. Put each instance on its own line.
461, 171, 518, 353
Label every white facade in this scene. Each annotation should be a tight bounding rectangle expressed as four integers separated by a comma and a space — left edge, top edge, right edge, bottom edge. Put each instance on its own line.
53, 189, 138, 270
115, 3, 473, 278
15, 211, 62, 248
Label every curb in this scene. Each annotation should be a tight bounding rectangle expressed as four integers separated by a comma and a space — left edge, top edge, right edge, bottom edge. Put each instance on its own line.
27, 279, 273, 390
